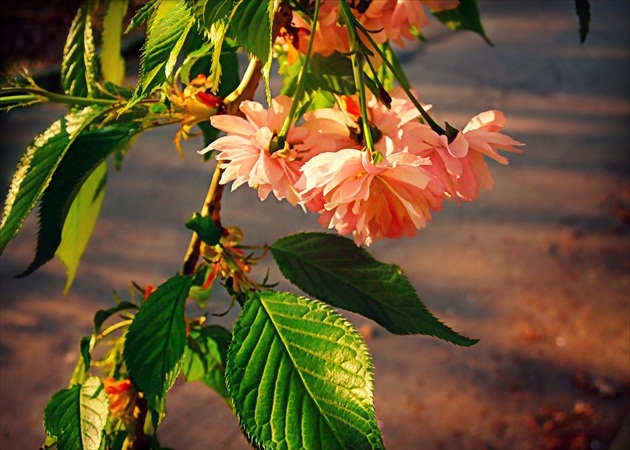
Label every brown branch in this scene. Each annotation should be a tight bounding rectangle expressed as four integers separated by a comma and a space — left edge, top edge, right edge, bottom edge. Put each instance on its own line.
130, 395, 149, 450
180, 2, 293, 276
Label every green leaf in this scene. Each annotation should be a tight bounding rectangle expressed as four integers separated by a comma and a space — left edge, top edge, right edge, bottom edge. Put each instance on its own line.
101, 0, 129, 85
93, 301, 138, 333
270, 233, 478, 346
575, 0, 591, 44
125, 0, 160, 34
123, 275, 192, 421
19, 124, 139, 278
56, 161, 107, 294
184, 0, 237, 92
61, 3, 99, 99
44, 376, 109, 450
179, 40, 214, 85
229, 0, 274, 65
185, 212, 220, 246
378, 42, 410, 91
185, 0, 273, 93
182, 325, 231, 405
227, 291, 384, 450
280, 51, 357, 98
184, 0, 234, 40
69, 335, 95, 386
0, 107, 104, 255
128, 0, 194, 107
432, 0, 493, 46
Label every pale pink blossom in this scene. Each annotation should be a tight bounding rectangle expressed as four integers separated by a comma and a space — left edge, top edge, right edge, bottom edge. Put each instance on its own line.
384, 1, 460, 45
200, 96, 334, 204
407, 110, 523, 201
299, 148, 445, 245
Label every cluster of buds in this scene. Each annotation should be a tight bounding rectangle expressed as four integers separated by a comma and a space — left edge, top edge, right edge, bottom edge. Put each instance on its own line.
199, 226, 273, 300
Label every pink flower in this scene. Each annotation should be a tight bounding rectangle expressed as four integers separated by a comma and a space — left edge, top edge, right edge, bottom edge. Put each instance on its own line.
299, 148, 444, 245
279, 1, 460, 61
408, 110, 523, 201
303, 88, 429, 156
200, 96, 334, 204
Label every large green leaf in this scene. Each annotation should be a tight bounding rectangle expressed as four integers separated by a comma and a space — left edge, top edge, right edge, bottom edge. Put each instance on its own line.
270, 233, 478, 346
185, 0, 274, 93
0, 107, 104, 255
182, 325, 231, 405
128, 0, 194, 107
100, 0, 129, 85
56, 161, 107, 293
61, 3, 99, 98
229, 0, 274, 64
123, 275, 192, 421
227, 291, 384, 450
432, 0, 493, 46
19, 125, 138, 278
43, 376, 109, 450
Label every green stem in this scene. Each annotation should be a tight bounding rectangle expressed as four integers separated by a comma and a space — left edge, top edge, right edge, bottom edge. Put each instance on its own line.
0, 87, 119, 106
354, 21, 447, 136
276, 0, 321, 145
99, 319, 133, 339
338, 0, 379, 161
0, 94, 42, 105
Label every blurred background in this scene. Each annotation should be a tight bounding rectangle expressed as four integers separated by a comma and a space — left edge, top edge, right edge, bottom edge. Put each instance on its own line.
1, 1, 629, 449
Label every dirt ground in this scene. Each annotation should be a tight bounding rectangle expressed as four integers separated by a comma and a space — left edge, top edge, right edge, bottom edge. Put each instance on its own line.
1, 1, 629, 449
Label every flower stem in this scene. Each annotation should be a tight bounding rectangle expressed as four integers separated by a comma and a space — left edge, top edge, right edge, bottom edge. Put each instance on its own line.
0, 86, 119, 106
338, 0, 379, 161
354, 21, 447, 136
276, 0, 321, 145
181, 164, 225, 276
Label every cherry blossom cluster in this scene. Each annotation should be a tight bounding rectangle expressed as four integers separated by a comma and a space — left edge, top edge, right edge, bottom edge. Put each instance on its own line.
280, 0, 461, 60
200, 89, 523, 246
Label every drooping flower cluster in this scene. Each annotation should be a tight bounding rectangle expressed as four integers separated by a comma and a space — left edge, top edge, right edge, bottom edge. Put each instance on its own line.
201, 89, 523, 246
277, 0, 460, 59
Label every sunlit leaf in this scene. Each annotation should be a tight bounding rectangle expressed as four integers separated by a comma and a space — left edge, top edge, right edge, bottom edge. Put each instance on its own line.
125, 0, 160, 34
227, 291, 384, 449
0, 107, 104, 255
101, 0, 129, 85
271, 233, 478, 346
61, 3, 99, 99
128, 0, 194, 107
19, 124, 139, 278
43, 377, 109, 450
56, 162, 107, 294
